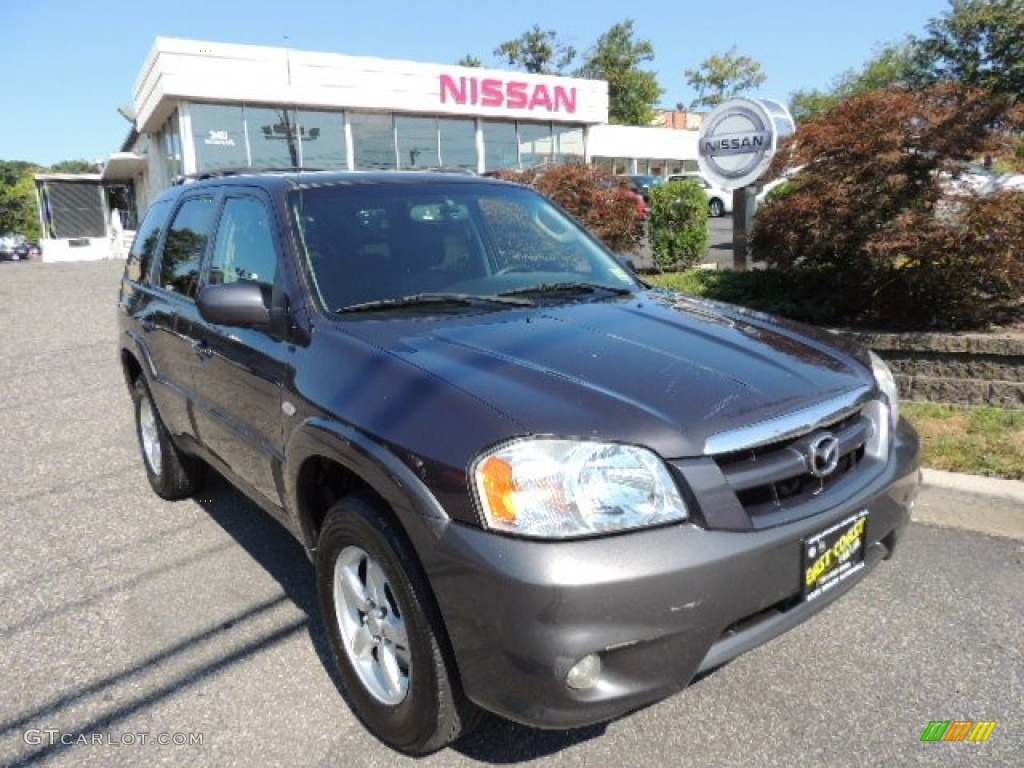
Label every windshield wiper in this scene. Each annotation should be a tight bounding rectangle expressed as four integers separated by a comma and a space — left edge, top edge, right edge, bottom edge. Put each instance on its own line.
337, 292, 533, 314
497, 282, 634, 299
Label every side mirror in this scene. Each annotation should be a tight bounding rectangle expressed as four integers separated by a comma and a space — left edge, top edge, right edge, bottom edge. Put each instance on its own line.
198, 282, 270, 327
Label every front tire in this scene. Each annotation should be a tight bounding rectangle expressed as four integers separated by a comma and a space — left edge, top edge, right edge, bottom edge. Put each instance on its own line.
131, 377, 204, 499
316, 496, 478, 754
709, 198, 725, 217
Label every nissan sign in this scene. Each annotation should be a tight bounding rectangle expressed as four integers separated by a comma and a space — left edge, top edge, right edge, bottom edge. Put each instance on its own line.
697, 98, 795, 190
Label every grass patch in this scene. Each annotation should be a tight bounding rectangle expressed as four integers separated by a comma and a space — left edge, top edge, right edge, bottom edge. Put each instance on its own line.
642, 270, 707, 295
902, 402, 1024, 480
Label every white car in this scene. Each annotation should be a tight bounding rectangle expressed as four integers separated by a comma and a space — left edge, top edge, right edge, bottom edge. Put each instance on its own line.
667, 174, 733, 217
978, 173, 1024, 195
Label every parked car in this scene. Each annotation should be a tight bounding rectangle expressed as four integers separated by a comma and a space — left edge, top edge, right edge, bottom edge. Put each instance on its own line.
668, 173, 732, 217
978, 172, 1024, 196
0, 234, 26, 261
599, 176, 648, 218
12, 241, 41, 260
617, 173, 664, 202
118, 170, 920, 755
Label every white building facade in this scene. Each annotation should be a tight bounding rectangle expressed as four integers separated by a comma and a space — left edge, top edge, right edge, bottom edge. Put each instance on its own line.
109, 38, 698, 207
38, 37, 699, 262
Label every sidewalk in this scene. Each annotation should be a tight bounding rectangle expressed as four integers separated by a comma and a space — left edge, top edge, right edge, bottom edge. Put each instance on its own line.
915, 469, 1024, 541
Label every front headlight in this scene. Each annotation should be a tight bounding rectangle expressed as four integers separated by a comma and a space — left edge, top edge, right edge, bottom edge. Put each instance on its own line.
471, 439, 688, 539
869, 351, 900, 429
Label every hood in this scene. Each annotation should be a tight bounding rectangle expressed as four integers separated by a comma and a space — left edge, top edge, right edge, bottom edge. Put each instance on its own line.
340, 291, 875, 458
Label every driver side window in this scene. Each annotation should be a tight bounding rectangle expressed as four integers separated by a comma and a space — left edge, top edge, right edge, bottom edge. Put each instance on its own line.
208, 197, 278, 289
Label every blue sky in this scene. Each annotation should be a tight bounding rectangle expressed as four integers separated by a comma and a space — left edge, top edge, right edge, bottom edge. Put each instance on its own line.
0, 0, 952, 167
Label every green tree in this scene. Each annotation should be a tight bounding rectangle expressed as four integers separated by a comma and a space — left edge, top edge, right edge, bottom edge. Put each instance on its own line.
456, 55, 482, 68
0, 161, 42, 239
789, 41, 922, 122
916, 0, 1024, 96
684, 46, 767, 110
49, 159, 101, 174
494, 25, 576, 74
577, 20, 663, 125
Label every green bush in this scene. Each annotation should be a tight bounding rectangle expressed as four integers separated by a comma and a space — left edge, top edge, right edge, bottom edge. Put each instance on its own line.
648, 180, 709, 270
646, 268, 853, 327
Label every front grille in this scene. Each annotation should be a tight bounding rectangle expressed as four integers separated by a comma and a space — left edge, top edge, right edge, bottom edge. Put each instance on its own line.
712, 411, 872, 519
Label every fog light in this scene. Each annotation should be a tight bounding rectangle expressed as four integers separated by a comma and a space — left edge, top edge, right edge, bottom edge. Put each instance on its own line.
566, 653, 601, 690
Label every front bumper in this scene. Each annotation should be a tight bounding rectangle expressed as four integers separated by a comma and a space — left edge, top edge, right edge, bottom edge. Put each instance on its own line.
424, 419, 920, 729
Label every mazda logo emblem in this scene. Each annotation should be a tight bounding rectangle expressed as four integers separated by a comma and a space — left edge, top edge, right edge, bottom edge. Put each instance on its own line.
807, 434, 840, 479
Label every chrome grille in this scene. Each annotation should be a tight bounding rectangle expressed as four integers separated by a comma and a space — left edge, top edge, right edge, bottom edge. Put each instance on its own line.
712, 411, 872, 519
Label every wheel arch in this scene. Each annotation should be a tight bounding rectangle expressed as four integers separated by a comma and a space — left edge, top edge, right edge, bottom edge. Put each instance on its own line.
120, 329, 158, 391
121, 347, 143, 389
285, 418, 450, 559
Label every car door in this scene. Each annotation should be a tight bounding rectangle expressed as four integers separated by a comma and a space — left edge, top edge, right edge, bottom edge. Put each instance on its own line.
144, 193, 220, 439
190, 192, 288, 505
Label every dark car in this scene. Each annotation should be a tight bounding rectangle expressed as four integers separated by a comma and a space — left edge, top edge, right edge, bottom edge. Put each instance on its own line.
12, 241, 41, 260
618, 173, 664, 201
1, 234, 25, 261
118, 170, 920, 755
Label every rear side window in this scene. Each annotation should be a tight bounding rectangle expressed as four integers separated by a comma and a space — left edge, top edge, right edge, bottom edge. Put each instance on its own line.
157, 196, 218, 299
126, 199, 170, 283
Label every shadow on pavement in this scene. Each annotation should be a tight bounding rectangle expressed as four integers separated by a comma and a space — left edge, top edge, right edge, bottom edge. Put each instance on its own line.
195, 473, 609, 762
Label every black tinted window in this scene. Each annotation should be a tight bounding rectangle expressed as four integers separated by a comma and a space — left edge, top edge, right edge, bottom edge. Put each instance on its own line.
127, 199, 170, 283
158, 196, 217, 299
292, 182, 635, 312
208, 197, 278, 288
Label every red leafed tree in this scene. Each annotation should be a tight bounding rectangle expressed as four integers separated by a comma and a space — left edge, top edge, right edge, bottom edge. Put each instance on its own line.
497, 163, 644, 253
752, 85, 1024, 329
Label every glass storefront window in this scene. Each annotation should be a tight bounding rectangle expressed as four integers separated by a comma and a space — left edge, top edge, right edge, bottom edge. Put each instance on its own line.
553, 125, 585, 161
439, 118, 477, 170
162, 111, 183, 182
396, 116, 439, 169
245, 106, 302, 168
518, 122, 552, 168
295, 110, 347, 169
482, 120, 518, 171
350, 113, 396, 170
190, 103, 248, 172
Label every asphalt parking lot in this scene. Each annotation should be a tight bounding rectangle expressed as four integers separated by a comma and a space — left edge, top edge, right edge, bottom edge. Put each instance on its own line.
1, 259, 1021, 767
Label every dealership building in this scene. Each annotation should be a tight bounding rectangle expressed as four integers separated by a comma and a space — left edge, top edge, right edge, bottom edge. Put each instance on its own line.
40, 37, 700, 260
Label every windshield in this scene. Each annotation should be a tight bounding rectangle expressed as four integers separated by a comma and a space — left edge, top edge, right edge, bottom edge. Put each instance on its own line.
291, 180, 640, 313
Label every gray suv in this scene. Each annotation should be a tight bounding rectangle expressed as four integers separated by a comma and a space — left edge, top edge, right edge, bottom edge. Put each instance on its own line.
118, 170, 920, 754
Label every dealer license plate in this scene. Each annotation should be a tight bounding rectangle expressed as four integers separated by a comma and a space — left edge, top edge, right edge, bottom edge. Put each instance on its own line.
802, 510, 868, 602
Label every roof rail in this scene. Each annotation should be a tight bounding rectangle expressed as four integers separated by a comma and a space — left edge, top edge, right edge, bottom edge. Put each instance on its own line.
172, 167, 324, 185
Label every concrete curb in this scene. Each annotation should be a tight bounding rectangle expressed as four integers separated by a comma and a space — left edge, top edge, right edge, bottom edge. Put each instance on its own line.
915, 468, 1024, 541
921, 468, 1024, 504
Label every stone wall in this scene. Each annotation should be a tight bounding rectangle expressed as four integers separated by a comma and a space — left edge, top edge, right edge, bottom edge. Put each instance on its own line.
840, 331, 1024, 409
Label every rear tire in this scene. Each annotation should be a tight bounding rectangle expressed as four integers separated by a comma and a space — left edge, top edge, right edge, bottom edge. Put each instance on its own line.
316, 495, 479, 754
132, 378, 204, 499
709, 198, 724, 217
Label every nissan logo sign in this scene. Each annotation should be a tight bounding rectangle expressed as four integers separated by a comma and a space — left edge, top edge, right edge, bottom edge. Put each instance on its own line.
697, 98, 795, 190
